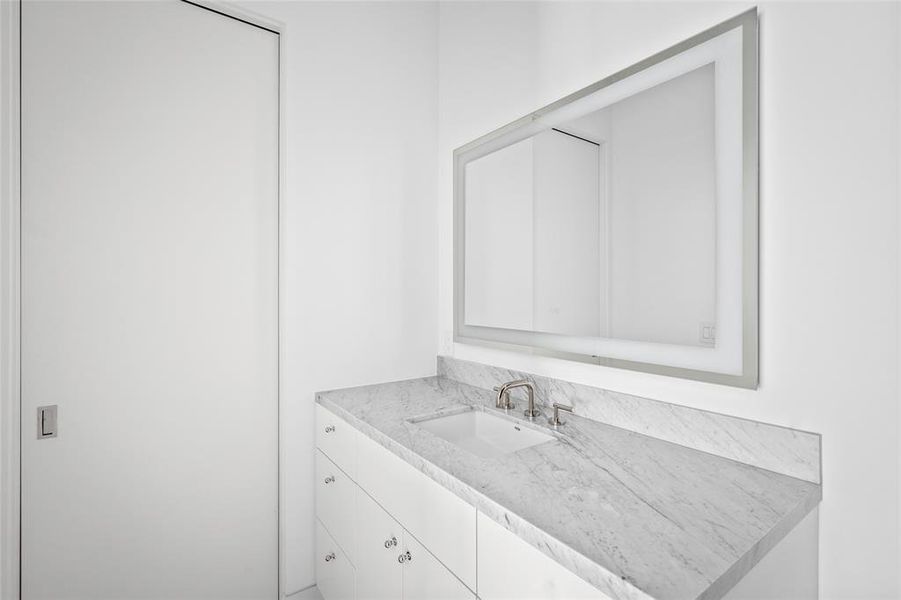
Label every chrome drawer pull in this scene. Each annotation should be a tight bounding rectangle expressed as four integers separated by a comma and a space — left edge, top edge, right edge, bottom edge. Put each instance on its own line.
323, 475, 335, 484
324, 552, 336, 562
324, 425, 336, 433
397, 550, 412, 564
383, 536, 397, 549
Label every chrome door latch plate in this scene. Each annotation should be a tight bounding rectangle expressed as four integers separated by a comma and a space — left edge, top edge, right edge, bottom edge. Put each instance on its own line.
37, 405, 58, 439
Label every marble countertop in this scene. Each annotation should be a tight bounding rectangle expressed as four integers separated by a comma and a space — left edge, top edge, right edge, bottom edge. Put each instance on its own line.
317, 376, 821, 600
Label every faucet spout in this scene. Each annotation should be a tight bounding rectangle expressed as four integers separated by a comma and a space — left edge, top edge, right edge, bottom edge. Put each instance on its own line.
495, 380, 541, 419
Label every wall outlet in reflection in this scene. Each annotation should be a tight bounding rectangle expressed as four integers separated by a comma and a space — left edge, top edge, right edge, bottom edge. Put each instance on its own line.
699, 322, 716, 347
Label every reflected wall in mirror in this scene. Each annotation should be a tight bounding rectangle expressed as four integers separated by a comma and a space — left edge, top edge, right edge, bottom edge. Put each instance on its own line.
454, 9, 757, 387
465, 64, 716, 347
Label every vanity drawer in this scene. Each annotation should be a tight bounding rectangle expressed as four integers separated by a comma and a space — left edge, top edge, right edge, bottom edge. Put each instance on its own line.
316, 450, 356, 563
316, 403, 358, 479
477, 512, 608, 600
356, 431, 476, 591
316, 519, 355, 600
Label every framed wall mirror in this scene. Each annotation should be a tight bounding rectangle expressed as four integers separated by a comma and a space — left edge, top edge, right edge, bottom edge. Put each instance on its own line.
453, 9, 758, 388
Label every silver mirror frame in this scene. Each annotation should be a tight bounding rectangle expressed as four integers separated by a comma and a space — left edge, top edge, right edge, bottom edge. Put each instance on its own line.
453, 8, 758, 388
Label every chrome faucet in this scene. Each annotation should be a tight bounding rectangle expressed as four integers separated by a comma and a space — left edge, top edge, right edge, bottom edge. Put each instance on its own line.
493, 385, 515, 410
495, 380, 541, 419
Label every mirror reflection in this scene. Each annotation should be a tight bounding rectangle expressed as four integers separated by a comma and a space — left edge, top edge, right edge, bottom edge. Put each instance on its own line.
464, 63, 717, 347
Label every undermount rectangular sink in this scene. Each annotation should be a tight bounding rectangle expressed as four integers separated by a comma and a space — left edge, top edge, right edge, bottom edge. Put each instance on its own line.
411, 407, 555, 458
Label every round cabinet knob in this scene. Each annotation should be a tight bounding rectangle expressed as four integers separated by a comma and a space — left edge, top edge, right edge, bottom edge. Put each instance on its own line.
324, 425, 335, 434
383, 536, 397, 549
397, 551, 412, 564
323, 475, 335, 484
324, 552, 336, 562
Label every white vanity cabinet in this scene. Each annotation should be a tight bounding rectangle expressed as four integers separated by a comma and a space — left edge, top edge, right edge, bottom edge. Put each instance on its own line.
356, 486, 474, 600
356, 425, 477, 591
315, 404, 475, 600
315, 403, 609, 600
316, 383, 820, 600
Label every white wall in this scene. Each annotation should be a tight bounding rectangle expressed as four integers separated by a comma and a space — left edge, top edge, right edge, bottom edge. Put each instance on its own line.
439, 2, 900, 598
236, 2, 439, 594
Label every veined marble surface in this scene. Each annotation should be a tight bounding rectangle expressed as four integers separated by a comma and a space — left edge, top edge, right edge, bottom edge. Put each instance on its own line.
317, 376, 822, 600
439, 356, 822, 484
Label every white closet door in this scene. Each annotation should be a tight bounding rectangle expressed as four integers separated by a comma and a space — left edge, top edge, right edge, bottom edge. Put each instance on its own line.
20, 1, 278, 598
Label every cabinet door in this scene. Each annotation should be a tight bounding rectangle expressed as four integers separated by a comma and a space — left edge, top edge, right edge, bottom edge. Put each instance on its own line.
357, 431, 477, 590
316, 520, 355, 600
403, 533, 475, 600
355, 487, 404, 600
477, 513, 607, 600
316, 450, 356, 562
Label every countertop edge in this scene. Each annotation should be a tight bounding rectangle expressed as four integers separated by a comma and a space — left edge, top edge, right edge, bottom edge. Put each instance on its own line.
698, 486, 823, 600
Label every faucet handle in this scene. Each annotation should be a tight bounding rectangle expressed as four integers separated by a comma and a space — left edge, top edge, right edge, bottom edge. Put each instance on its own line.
549, 403, 573, 427
493, 386, 514, 410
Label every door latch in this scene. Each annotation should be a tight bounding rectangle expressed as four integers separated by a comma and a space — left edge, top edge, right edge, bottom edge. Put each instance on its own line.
37, 405, 58, 439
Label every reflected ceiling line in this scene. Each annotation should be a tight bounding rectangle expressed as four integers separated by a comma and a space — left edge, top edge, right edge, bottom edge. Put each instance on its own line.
551, 128, 601, 147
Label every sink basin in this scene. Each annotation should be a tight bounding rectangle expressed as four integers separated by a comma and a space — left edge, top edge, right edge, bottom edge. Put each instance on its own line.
411, 407, 555, 458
